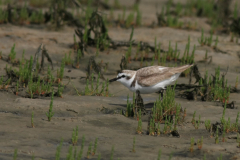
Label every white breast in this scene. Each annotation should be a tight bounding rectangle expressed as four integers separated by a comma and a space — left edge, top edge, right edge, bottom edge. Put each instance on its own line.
133, 73, 181, 94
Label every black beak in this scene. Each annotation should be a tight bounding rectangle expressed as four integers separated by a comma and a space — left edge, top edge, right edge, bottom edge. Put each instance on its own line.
109, 77, 119, 82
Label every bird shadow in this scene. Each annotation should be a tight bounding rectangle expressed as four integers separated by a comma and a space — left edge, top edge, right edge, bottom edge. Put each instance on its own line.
108, 102, 154, 109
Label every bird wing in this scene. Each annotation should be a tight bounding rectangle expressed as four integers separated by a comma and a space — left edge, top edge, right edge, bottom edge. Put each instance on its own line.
136, 65, 193, 87
136, 66, 168, 76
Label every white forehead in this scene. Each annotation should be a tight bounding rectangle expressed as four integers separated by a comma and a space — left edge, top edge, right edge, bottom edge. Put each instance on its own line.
117, 73, 126, 77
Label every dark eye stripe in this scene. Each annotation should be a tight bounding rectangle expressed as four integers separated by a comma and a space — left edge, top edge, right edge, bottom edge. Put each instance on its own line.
121, 75, 125, 78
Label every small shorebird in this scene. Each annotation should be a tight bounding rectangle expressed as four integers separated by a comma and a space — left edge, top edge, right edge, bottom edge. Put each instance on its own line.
109, 64, 193, 94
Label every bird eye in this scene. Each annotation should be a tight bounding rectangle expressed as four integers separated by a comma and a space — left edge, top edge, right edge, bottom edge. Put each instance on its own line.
121, 75, 126, 78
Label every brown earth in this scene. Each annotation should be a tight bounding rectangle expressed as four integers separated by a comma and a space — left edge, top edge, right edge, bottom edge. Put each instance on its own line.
0, 0, 240, 159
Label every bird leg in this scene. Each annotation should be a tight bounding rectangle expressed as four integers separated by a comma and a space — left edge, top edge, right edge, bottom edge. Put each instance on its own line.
159, 89, 165, 101
134, 90, 146, 115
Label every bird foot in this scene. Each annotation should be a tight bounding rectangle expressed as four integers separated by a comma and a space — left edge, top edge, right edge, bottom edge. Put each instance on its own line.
135, 90, 146, 115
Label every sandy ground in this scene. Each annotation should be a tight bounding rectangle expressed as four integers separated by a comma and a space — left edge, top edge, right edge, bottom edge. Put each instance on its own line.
0, 0, 240, 159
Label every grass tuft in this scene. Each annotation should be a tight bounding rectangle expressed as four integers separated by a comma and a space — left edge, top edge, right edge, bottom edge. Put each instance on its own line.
46, 90, 54, 121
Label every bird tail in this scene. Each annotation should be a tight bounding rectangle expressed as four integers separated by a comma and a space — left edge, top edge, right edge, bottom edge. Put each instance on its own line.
171, 64, 193, 74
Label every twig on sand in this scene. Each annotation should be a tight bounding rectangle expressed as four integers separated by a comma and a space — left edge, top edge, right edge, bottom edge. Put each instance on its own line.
32, 44, 53, 72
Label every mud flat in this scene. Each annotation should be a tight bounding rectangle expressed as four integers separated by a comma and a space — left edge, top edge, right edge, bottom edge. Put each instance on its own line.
0, 0, 240, 159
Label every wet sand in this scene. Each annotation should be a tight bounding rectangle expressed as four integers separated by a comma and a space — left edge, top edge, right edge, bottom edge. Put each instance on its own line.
0, 0, 240, 159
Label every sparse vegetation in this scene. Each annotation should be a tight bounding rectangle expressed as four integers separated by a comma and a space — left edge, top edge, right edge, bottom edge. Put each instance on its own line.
13, 148, 18, 160
222, 125, 226, 142
71, 126, 78, 146
151, 84, 182, 124
77, 135, 85, 159
205, 120, 211, 130
46, 90, 54, 121
55, 138, 63, 160
0, 0, 239, 159
237, 133, 240, 148
110, 145, 114, 160
198, 29, 215, 47
157, 149, 161, 160
87, 142, 92, 159
136, 109, 142, 134
197, 136, 203, 149
190, 138, 194, 152
92, 138, 98, 156
83, 73, 110, 96
8, 43, 17, 63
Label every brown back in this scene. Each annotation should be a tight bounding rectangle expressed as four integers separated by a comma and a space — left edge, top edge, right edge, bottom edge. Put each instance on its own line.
131, 65, 193, 87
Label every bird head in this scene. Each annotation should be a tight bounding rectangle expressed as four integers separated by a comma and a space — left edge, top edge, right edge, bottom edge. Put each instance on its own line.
109, 72, 130, 83
109, 70, 136, 88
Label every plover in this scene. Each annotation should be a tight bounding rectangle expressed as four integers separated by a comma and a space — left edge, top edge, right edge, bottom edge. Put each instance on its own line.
109, 64, 193, 94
